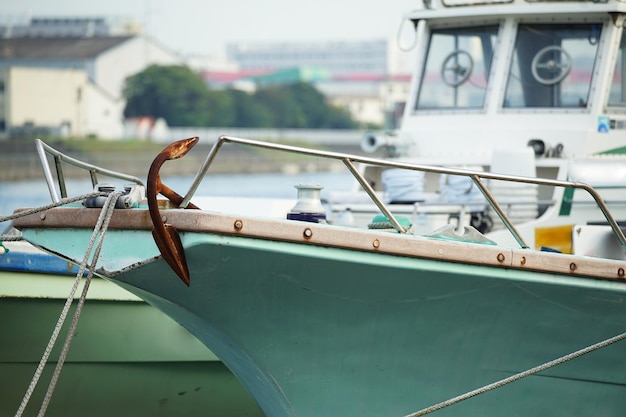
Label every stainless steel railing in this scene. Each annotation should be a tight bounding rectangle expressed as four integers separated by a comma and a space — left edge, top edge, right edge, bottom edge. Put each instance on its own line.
35, 138, 144, 203
180, 135, 626, 250
34, 135, 626, 250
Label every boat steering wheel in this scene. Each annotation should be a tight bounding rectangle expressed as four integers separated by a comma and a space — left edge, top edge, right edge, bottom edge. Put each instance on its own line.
531, 45, 572, 85
441, 50, 474, 87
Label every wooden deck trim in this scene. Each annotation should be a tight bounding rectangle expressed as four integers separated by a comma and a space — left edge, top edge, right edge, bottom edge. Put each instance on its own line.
12, 207, 626, 282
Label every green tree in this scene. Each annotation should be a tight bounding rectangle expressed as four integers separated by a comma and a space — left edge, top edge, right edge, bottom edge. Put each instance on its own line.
325, 104, 358, 129
205, 89, 235, 127
253, 82, 358, 129
123, 65, 359, 129
253, 86, 305, 128
227, 89, 273, 127
123, 65, 218, 126
286, 82, 331, 128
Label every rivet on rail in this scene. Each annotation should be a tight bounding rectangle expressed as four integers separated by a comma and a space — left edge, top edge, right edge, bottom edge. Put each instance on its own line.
303, 228, 313, 239
234, 219, 243, 231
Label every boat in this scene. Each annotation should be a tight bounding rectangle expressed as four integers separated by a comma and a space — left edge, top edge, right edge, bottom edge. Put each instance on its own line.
0, 237, 265, 416
10, 125, 626, 417
9, 0, 626, 415
325, 0, 626, 254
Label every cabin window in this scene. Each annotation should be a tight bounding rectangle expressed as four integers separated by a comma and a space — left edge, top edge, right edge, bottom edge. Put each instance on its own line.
504, 23, 601, 109
608, 30, 626, 107
416, 25, 498, 109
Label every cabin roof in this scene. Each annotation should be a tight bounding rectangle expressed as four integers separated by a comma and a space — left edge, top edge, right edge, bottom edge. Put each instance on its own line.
405, 0, 626, 21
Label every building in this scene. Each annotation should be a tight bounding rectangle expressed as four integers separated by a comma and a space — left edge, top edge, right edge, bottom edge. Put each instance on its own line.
226, 39, 409, 76
0, 16, 143, 38
315, 74, 411, 127
0, 17, 183, 139
1, 66, 119, 138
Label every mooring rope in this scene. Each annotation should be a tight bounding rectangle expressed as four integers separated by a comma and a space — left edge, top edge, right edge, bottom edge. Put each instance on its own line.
0, 235, 22, 242
404, 330, 626, 417
13, 191, 122, 417
0, 192, 106, 242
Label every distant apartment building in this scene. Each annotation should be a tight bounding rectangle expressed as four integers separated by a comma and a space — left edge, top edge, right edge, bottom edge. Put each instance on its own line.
0, 16, 143, 38
0, 16, 182, 139
227, 39, 409, 75
315, 74, 411, 128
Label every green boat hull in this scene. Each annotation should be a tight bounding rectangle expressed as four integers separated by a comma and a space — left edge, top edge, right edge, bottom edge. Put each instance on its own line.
117, 237, 626, 417
22, 226, 626, 417
0, 270, 265, 417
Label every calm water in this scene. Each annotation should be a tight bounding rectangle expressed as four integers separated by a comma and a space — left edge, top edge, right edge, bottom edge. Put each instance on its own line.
0, 171, 355, 225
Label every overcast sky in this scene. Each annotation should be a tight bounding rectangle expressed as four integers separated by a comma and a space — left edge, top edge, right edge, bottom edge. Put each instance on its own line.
0, 0, 419, 56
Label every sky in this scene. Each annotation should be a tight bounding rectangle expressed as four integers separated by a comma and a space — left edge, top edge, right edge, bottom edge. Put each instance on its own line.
0, 0, 419, 56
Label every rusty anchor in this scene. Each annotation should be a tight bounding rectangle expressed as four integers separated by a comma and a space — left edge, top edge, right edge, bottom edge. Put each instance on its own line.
147, 137, 200, 286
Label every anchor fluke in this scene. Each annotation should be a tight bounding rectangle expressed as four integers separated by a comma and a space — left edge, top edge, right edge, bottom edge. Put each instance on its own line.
151, 225, 191, 286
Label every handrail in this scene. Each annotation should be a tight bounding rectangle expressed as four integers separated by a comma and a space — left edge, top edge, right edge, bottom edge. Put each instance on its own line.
35, 138, 144, 203
180, 135, 626, 250
31, 136, 626, 251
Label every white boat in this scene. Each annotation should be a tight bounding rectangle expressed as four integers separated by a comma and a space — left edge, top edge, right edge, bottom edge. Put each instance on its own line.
9, 126, 626, 417
325, 0, 626, 254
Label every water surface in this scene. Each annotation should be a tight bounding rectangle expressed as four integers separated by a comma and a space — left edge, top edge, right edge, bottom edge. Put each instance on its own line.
0, 171, 355, 225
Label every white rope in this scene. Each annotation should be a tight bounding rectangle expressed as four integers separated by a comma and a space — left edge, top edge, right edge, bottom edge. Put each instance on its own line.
404, 330, 626, 417
0, 235, 22, 242
13, 191, 122, 417
0, 192, 105, 225
37, 190, 123, 417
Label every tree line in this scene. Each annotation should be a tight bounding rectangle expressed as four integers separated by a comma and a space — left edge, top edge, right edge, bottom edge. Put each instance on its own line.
123, 65, 359, 129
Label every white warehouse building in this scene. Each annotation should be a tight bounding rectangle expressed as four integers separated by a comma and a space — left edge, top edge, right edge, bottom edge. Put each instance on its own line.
0, 17, 183, 139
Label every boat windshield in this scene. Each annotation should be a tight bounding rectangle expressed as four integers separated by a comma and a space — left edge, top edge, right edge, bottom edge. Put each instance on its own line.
416, 25, 499, 109
609, 29, 626, 107
504, 23, 601, 109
